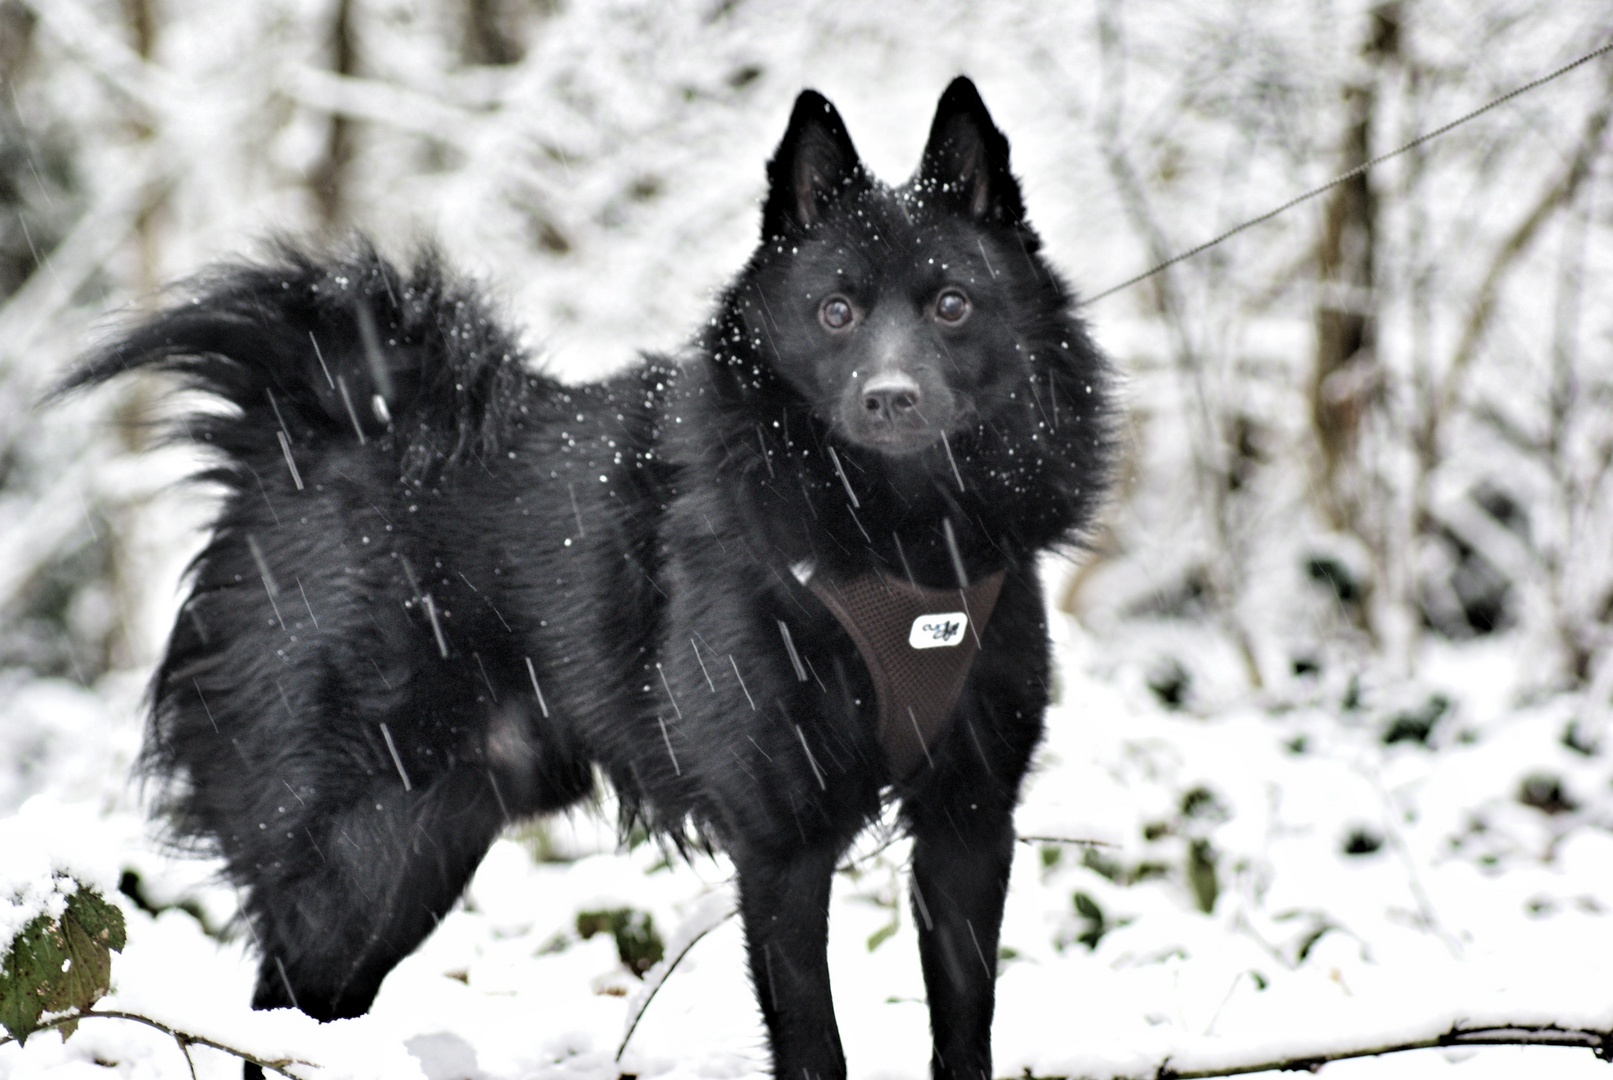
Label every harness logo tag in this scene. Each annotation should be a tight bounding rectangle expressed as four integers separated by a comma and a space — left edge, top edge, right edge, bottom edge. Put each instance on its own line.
909, 612, 968, 649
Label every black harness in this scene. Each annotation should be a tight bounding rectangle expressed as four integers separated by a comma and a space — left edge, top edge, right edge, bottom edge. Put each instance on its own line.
805, 569, 1006, 780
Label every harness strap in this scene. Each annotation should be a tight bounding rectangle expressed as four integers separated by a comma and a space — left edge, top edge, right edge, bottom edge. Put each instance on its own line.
806, 569, 1006, 780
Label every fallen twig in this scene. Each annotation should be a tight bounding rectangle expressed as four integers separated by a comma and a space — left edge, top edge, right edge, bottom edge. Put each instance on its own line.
616, 901, 736, 1062
1017, 1020, 1613, 1079
0, 1010, 315, 1078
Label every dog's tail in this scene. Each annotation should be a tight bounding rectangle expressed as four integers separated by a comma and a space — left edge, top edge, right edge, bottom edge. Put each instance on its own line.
62, 237, 535, 482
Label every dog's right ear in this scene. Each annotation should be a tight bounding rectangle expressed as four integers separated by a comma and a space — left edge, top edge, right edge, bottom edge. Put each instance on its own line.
761, 90, 864, 240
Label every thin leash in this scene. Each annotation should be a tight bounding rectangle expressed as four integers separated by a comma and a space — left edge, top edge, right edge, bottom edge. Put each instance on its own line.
1083, 37, 1613, 305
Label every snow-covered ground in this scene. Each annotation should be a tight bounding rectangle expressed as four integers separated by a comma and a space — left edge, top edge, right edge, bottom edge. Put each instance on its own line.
4, 593, 1613, 1080
5, 1, 1613, 1077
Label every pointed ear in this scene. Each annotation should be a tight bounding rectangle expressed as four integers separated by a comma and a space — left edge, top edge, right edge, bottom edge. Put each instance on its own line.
761, 90, 865, 239
918, 76, 1025, 225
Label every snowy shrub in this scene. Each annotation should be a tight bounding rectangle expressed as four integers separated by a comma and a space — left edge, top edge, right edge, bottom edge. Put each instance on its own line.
0, 878, 125, 1046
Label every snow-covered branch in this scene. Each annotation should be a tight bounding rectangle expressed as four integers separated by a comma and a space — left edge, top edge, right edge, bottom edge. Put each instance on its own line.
279, 67, 481, 145
15, 0, 176, 120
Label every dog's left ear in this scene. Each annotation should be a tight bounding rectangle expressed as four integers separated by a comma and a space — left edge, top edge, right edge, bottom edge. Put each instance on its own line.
762, 90, 865, 239
918, 77, 1025, 226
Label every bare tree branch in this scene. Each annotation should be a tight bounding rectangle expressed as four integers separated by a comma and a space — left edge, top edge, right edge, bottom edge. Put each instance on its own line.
0, 148, 168, 382
1433, 58, 1613, 438
1093, 6, 1263, 688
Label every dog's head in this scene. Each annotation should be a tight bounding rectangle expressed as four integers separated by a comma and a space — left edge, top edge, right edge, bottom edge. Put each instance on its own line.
734, 77, 1046, 458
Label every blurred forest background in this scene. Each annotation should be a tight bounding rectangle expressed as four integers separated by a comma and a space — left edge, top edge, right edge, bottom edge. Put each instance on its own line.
3, 0, 1611, 716
3, 1, 1613, 1076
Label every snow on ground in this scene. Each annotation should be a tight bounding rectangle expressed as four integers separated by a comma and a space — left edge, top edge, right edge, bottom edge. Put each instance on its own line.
4, 588, 1613, 1080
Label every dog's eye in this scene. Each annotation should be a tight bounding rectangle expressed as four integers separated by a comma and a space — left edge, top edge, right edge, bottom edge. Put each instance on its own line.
820, 296, 854, 331
935, 289, 971, 324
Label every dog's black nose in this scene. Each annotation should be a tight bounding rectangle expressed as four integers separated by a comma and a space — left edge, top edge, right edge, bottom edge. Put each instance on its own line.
862, 373, 922, 421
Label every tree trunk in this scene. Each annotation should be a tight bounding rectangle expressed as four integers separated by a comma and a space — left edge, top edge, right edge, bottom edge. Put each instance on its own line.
310, 0, 356, 227
1309, 3, 1399, 534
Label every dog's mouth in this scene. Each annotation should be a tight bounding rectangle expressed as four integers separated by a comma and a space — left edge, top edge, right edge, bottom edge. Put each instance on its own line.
847, 422, 943, 456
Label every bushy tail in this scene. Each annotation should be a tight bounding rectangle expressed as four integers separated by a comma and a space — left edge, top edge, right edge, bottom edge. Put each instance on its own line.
63, 237, 536, 483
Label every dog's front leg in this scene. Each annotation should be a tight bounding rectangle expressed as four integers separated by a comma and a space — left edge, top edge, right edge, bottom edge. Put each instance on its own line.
734, 841, 845, 1080
909, 804, 1015, 1080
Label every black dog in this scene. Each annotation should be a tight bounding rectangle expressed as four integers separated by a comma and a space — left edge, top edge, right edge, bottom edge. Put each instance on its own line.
68, 78, 1110, 1080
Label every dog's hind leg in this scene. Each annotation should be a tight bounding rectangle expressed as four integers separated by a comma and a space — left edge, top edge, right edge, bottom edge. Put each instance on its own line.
233, 761, 517, 1080
243, 763, 510, 1023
